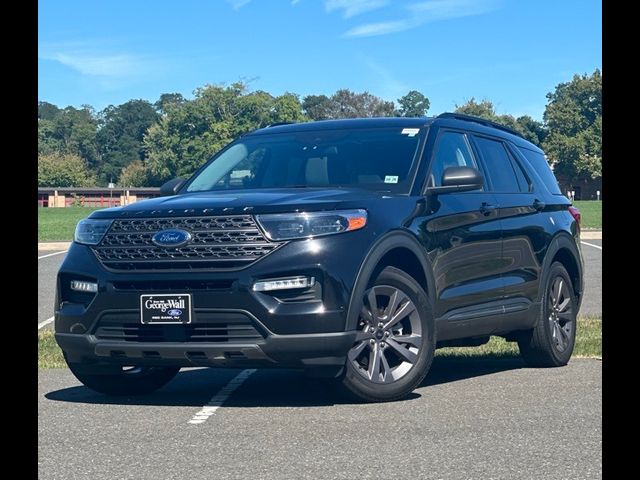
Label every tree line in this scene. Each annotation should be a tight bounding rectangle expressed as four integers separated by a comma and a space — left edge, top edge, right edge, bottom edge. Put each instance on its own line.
38, 69, 601, 188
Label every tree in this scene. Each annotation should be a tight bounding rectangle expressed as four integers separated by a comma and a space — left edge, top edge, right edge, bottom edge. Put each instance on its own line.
396, 90, 430, 117
38, 105, 99, 168
38, 153, 96, 187
95, 99, 159, 185
302, 94, 332, 120
154, 93, 186, 114
454, 98, 546, 147
119, 160, 149, 187
302, 89, 395, 120
543, 69, 602, 179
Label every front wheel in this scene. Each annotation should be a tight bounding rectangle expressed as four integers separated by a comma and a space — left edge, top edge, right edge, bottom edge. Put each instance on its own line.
518, 262, 578, 367
342, 266, 435, 402
65, 357, 180, 396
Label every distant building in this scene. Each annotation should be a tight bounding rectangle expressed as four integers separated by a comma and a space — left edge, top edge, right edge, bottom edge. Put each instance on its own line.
37, 187, 161, 208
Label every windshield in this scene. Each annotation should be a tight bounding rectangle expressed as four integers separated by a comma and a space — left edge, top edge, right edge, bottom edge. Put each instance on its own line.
185, 127, 425, 194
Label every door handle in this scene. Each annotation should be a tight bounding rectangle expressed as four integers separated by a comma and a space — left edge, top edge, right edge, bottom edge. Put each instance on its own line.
479, 202, 497, 216
532, 199, 546, 211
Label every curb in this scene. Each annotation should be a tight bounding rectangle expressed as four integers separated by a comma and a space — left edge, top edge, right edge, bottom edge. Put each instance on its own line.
38, 242, 72, 251
581, 231, 602, 240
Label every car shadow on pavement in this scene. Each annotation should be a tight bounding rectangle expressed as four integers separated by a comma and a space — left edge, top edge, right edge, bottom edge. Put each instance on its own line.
44, 355, 525, 408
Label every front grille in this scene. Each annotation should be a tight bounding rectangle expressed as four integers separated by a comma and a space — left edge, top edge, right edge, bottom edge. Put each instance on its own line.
94, 312, 265, 343
92, 215, 281, 270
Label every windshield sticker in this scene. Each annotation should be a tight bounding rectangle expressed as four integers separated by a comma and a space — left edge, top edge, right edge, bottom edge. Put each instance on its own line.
384, 175, 399, 184
401, 128, 420, 137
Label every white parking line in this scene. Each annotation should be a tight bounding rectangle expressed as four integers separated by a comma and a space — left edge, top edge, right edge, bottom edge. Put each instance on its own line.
38, 250, 68, 260
38, 316, 54, 330
581, 241, 602, 251
188, 369, 256, 425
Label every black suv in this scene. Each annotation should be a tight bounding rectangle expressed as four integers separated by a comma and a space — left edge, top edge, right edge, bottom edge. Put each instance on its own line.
55, 113, 583, 402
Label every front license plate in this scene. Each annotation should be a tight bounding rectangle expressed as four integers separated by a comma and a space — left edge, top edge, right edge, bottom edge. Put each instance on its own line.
140, 294, 192, 324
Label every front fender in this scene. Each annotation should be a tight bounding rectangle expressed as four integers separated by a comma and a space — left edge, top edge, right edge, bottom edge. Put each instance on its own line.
345, 230, 435, 331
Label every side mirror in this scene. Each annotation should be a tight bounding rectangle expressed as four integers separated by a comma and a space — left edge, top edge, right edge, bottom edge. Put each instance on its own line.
159, 178, 186, 196
426, 166, 484, 195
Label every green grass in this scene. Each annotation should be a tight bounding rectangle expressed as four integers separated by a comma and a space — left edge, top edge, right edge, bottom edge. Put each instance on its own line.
436, 316, 602, 359
38, 207, 101, 242
38, 316, 602, 369
573, 200, 602, 230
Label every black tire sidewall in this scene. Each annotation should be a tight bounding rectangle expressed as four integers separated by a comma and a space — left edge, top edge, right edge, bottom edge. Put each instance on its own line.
539, 262, 578, 364
343, 266, 435, 401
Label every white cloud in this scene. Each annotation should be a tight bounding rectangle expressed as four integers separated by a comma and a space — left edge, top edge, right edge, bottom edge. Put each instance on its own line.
325, 0, 389, 19
345, 0, 502, 38
291, 0, 301, 4
226, 0, 252, 10
43, 52, 138, 77
345, 20, 413, 37
359, 55, 409, 100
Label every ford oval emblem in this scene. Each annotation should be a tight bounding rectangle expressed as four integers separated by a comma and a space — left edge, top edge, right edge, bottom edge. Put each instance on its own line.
167, 309, 182, 316
151, 229, 192, 248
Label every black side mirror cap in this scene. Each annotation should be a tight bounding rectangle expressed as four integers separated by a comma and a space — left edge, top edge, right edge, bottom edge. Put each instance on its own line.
426, 166, 484, 195
159, 178, 186, 196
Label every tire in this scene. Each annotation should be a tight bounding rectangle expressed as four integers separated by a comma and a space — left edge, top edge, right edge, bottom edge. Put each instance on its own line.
65, 357, 180, 396
518, 262, 578, 367
341, 266, 435, 402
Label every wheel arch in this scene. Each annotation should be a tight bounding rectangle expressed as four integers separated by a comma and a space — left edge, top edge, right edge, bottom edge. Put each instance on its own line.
540, 232, 583, 304
345, 230, 435, 331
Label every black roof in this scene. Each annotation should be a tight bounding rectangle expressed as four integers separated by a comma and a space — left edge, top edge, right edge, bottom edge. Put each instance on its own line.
246, 114, 541, 152
248, 117, 432, 135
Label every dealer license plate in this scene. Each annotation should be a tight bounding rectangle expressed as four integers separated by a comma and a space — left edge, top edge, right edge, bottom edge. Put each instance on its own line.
140, 294, 192, 324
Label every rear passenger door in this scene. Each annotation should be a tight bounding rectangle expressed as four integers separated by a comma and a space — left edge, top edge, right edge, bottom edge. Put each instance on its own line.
469, 135, 545, 308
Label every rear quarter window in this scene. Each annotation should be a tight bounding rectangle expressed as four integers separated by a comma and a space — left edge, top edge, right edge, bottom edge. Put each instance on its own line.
518, 147, 562, 195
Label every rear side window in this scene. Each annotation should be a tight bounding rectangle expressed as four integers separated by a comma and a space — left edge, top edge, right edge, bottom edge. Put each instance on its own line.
518, 147, 562, 195
473, 136, 524, 193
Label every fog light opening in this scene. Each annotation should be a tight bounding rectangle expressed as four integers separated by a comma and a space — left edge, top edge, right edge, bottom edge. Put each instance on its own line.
253, 276, 315, 292
70, 280, 98, 293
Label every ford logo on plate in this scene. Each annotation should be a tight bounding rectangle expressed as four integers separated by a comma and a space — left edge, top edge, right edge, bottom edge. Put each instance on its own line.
167, 309, 182, 316
151, 229, 192, 248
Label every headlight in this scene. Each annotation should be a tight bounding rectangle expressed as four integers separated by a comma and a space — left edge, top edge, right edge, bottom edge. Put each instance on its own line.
74, 218, 113, 245
256, 209, 367, 241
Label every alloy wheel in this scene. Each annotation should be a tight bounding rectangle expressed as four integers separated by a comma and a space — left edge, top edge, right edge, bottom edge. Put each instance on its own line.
348, 285, 422, 384
547, 276, 574, 353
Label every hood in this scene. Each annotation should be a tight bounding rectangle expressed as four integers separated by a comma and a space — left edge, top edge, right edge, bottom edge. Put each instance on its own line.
90, 187, 389, 218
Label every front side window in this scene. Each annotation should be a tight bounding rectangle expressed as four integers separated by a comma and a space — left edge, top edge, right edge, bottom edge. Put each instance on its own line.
428, 131, 476, 187
185, 127, 425, 194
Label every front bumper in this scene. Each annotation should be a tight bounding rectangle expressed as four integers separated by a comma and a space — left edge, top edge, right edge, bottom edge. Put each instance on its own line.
55, 233, 372, 369
56, 329, 357, 369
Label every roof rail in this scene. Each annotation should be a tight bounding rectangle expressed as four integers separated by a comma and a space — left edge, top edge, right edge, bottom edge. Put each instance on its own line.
436, 112, 524, 139
266, 121, 296, 128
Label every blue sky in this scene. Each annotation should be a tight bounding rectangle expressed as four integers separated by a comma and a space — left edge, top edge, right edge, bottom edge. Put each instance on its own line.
38, 0, 601, 120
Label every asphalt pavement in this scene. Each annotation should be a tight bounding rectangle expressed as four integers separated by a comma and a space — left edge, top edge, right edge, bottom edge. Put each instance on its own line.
38, 358, 602, 480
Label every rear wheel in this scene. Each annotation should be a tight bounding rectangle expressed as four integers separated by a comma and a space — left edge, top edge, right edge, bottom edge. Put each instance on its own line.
518, 262, 577, 367
342, 266, 435, 402
65, 357, 180, 396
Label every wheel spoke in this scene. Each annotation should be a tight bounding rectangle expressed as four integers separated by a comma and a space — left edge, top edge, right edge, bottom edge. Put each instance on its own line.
384, 289, 406, 320
360, 306, 374, 324
367, 344, 382, 381
384, 300, 416, 329
557, 297, 571, 313
391, 334, 422, 348
386, 338, 417, 364
380, 352, 392, 383
557, 324, 570, 348
348, 341, 367, 361
557, 310, 573, 321
553, 322, 563, 347
552, 279, 562, 307
367, 289, 379, 318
